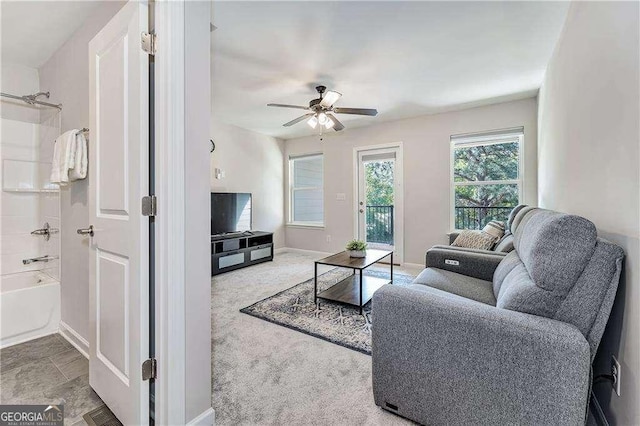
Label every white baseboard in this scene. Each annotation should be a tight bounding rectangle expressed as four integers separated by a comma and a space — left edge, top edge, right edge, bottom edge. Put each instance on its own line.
187, 407, 215, 425
590, 391, 609, 426
59, 321, 89, 359
275, 247, 333, 257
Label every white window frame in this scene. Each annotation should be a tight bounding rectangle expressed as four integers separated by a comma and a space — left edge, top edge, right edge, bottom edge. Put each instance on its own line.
450, 129, 524, 231
288, 153, 324, 228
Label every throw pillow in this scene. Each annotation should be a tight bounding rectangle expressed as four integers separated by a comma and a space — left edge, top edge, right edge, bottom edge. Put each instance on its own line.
482, 220, 506, 241
451, 230, 497, 251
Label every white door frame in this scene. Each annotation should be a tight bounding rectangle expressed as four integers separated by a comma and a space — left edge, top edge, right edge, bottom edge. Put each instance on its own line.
154, 1, 213, 425
153, 1, 185, 424
353, 142, 404, 264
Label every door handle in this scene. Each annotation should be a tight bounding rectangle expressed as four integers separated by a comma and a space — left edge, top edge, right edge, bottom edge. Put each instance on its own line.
359, 209, 364, 213
77, 225, 94, 237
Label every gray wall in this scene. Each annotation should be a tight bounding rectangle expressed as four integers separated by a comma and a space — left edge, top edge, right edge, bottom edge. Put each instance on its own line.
284, 97, 538, 264
537, 2, 640, 424
210, 121, 285, 247
39, 1, 126, 343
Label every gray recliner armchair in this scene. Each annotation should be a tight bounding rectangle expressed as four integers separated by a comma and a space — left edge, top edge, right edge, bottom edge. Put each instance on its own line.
372, 207, 624, 425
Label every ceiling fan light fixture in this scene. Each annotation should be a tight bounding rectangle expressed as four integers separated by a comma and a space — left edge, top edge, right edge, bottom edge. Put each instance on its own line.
324, 117, 334, 129
320, 90, 342, 107
307, 115, 318, 129
317, 112, 328, 126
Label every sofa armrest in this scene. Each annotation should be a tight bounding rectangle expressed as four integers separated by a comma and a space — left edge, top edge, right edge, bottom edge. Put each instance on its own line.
372, 284, 591, 426
426, 246, 505, 281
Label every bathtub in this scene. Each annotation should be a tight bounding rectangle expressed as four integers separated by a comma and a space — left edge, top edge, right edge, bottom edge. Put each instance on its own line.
0, 271, 61, 348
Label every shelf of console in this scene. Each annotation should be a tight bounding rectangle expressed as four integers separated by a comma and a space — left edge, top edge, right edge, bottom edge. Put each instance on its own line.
316, 274, 390, 309
211, 231, 274, 276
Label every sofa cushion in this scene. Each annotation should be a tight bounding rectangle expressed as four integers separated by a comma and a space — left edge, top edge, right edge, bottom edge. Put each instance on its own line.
513, 209, 597, 293
492, 250, 521, 296
509, 205, 536, 234
496, 208, 598, 319
495, 259, 563, 318
506, 204, 528, 231
413, 268, 496, 306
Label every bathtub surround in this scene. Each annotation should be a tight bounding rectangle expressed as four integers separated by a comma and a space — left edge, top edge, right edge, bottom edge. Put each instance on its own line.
1, 61, 62, 347
1, 119, 41, 275
0, 117, 60, 278
537, 2, 640, 424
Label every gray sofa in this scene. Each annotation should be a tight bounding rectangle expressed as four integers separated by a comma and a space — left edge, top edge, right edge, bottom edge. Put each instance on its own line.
372, 207, 624, 425
425, 205, 533, 282
439, 204, 531, 256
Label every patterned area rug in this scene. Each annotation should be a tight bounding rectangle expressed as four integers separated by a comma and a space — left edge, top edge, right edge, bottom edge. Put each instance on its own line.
240, 267, 415, 355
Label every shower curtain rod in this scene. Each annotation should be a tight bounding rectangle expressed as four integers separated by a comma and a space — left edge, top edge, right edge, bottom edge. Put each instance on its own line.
1, 91, 62, 110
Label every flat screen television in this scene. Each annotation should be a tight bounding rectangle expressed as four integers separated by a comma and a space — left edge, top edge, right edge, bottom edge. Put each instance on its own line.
211, 192, 252, 236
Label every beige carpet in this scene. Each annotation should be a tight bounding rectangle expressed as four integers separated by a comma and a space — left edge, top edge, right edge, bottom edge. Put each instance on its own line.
211, 249, 421, 425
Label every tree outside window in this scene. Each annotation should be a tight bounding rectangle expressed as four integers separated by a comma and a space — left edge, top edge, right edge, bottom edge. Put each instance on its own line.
452, 137, 522, 230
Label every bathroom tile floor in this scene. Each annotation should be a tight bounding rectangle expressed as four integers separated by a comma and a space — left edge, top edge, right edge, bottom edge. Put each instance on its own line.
0, 333, 104, 425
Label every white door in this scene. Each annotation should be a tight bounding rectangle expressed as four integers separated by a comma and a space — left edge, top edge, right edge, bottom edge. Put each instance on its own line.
87, 2, 149, 424
356, 146, 404, 263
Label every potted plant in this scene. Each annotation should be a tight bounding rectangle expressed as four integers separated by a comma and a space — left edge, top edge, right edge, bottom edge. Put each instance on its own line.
346, 240, 367, 258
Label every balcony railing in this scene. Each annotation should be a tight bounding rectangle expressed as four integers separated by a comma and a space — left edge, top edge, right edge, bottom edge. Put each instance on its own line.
455, 206, 514, 230
366, 205, 394, 245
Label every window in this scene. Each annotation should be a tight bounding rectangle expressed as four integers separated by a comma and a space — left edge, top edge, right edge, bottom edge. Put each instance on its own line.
289, 154, 324, 226
451, 128, 523, 230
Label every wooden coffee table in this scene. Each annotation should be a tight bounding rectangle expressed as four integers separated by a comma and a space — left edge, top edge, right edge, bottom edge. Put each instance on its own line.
314, 249, 394, 314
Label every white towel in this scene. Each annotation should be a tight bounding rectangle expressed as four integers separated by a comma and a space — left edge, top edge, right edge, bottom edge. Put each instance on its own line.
50, 130, 76, 185
50, 129, 88, 185
69, 132, 87, 181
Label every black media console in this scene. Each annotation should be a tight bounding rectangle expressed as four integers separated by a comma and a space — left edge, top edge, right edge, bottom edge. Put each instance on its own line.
211, 231, 274, 276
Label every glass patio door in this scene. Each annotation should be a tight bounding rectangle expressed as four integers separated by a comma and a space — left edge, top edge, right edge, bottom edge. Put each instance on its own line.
356, 146, 403, 262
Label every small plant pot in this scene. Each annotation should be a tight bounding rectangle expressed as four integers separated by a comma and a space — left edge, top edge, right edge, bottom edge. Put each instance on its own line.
348, 250, 366, 258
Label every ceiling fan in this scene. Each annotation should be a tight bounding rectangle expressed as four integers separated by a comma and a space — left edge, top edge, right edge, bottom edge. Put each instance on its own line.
267, 85, 378, 132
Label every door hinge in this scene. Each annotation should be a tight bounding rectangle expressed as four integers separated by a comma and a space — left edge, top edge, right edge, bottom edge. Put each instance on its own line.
141, 31, 157, 55
142, 195, 157, 217
142, 358, 157, 381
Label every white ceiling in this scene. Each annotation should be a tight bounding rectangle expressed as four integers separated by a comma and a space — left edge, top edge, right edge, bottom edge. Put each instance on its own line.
1, 1, 102, 68
211, 1, 570, 140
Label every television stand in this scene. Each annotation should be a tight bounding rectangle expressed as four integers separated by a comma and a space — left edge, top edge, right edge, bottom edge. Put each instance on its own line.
211, 231, 273, 276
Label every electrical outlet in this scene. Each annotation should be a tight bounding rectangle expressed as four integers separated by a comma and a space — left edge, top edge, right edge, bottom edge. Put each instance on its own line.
326, 235, 331, 243
612, 356, 621, 396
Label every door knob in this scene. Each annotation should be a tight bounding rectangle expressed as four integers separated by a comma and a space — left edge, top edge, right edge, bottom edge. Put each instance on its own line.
359, 209, 364, 213
77, 225, 94, 237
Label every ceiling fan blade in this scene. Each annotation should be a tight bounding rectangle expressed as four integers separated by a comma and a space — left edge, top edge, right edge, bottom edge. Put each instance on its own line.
267, 103, 309, 110
283, 113, 314, 127
333, 107, 378, 116
327, 114, 345, 131
320, 90, 342, 108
